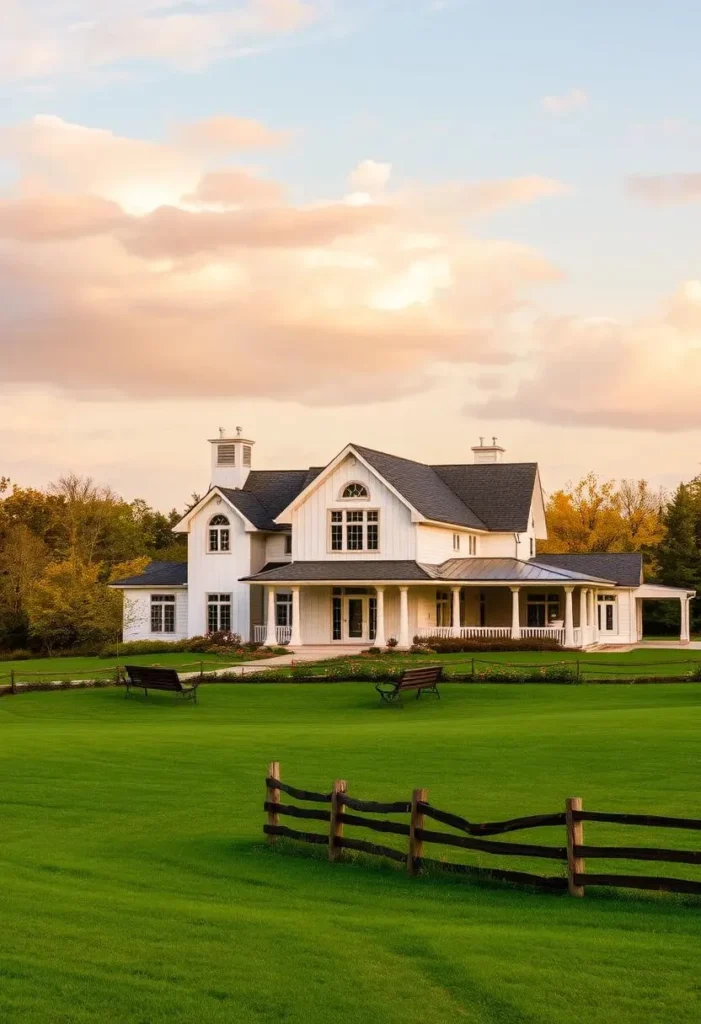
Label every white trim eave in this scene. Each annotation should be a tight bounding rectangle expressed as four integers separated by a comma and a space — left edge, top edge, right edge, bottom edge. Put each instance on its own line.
273, 444, 425, 525
421, 518, 490, 534
634, 584, 696, 599
108, 583, 188, 590
171, 487, 255, 533
239, 577, 611, 588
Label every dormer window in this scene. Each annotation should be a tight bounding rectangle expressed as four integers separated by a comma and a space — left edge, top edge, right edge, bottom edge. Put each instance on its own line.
209, 514, 230, 552
341, 482, 369, 499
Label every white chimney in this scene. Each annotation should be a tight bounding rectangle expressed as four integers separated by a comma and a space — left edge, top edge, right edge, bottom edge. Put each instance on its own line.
209, 427, 254, 490
471, 436, 506, 464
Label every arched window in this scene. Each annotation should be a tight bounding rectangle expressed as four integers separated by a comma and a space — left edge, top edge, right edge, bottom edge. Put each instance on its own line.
342, 482, 369, 499
209, 514, 230, 553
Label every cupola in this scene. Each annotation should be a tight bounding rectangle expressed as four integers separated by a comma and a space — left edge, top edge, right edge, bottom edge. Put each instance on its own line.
209, 427, 254, 490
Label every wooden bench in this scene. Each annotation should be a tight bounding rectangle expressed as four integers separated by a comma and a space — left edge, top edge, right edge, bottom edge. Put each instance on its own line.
375, 665, 443, 704
124, 665, 200, 703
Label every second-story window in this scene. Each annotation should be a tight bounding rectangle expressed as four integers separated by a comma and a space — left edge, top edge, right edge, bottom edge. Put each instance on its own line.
329, 510, 379, 552
209, 514, 230, 552
469, 535, 477, 555
453, 533, 461, 552
284, 534, 292, 555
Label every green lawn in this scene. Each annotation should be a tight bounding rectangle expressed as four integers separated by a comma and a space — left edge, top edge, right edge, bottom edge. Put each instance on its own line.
0, 651, 264, 683
2, 684, 700, 1024
291, 648, 701, 680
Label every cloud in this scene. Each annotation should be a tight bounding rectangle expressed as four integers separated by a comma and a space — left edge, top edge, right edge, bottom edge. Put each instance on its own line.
627, 173, 701, 205
542, 88, 589, 115
175, 116, 292, 152
0, 0, 323, 82
349, 159, 392, 192
184, 170, 286, 206
467, 281, 701, 431
0, 114, 565, 405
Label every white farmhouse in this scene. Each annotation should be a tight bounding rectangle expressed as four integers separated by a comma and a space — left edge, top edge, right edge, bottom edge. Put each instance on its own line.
111, 431, 694, 649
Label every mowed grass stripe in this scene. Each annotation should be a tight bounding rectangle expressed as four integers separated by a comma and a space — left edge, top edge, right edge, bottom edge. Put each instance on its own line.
1, 683, 701, 1024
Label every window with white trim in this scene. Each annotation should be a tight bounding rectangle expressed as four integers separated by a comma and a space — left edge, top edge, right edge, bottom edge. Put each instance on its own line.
276, 593, 293, 627
469, 535, 477, 556
151, 594, 176, 634
329, 509, 379, 552
284, 534, 292, 555
453, 533, 461, 552
208, 514, 230, 553
341, 482, 369, 499
527, 593, 560, 627
207, 593, 232, 633
436, 590, 452, 627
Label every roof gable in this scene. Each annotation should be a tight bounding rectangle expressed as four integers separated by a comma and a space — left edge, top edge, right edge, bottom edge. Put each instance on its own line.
431, 463, 538, 533
352, 445, 487, 529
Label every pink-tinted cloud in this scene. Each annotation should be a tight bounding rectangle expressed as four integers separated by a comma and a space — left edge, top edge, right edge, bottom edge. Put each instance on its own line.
467, 282, 701, 431
175, 116, 292, 152
627, 173, 701, 205
1, 0, 323, 82
0, 115, 565, 405
184, 170, 286, 206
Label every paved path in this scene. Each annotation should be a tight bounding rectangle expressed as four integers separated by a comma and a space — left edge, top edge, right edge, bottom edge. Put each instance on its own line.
205, 645, 365, 678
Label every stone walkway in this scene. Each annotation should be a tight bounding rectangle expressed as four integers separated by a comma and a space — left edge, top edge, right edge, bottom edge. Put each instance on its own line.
211, 645, 365, 677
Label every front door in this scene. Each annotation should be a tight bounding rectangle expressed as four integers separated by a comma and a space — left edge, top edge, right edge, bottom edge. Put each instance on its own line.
597, 596, 617, 634
346, 597, 365, 640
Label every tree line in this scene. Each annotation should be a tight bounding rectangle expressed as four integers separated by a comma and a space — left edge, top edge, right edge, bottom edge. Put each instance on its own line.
0, 475, 188, 653
1, 469, 699, 654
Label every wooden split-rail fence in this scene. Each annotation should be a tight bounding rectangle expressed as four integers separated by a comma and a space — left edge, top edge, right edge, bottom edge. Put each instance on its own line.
264, 763, 701, 898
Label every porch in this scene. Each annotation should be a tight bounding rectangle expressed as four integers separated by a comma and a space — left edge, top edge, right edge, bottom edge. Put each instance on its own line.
251, 582, 598, 649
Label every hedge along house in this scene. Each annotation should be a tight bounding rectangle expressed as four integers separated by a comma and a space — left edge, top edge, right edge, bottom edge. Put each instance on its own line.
110, 431, 695, 649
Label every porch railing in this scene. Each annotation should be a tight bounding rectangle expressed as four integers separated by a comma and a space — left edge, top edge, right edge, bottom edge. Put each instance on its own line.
417, 626, 571, 645
253, 625, 292, 645
416, 627, 511, 641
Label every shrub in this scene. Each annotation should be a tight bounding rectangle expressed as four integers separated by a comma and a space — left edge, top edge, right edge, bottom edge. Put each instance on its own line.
0, 649, 34, 662
412, 635, 563, 653
386, 637, 398, 648
473, 665, 579, 684
691, 665, 701, 682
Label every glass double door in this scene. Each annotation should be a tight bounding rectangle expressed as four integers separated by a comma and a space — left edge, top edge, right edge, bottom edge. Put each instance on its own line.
335, 594, 376, 642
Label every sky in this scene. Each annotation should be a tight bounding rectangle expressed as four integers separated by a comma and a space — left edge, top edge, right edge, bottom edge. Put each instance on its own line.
2, 0, 701, 510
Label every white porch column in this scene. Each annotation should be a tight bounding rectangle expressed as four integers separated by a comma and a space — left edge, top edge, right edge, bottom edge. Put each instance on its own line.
374, 586, 386, 648
564, 586, 575, 647
510, 586, 521, 640
451, 586, 461, 638
264, 587, 277, 646
398, 586, 410, 649
582, 589, 589, 629
289, 586, 302, 647
680, 597, 691, 644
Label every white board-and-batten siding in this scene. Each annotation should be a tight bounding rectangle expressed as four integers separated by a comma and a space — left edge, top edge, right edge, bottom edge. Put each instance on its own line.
185, 494, 252, 639
122, 589, 188, 642
291, 456, 415, 561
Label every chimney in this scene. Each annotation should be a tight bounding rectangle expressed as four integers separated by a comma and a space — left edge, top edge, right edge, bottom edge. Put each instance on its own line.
471, 436, 506, 464
209, 426, 254, 490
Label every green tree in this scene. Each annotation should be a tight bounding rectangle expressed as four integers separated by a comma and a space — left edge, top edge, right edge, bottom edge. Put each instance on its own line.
653, 482, 701, 634
26, 561, 121, 654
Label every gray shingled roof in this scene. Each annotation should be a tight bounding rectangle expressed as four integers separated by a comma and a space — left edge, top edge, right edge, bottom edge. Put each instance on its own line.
242, 558, 614, 584
432, 463, 538, 532
110, 561, 188, 587
532, 553, 643, 587
353, 445, 487, 529
217, 468, 324, 531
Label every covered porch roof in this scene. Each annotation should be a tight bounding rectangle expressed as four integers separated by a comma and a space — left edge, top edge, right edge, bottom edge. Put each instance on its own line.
241, 557, 615, 586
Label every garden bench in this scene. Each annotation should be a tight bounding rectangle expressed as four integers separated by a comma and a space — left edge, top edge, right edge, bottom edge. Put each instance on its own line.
124, 665, 200, 703
375, 665, 443, 704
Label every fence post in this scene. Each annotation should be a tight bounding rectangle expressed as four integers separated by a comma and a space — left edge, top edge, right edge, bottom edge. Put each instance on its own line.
566, 796, 585, 897
266, 761, 281, 844
408, 787, 428, 876
329, 779, 347, 862
471, 658, 475, 679
10, 669, 16, 694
